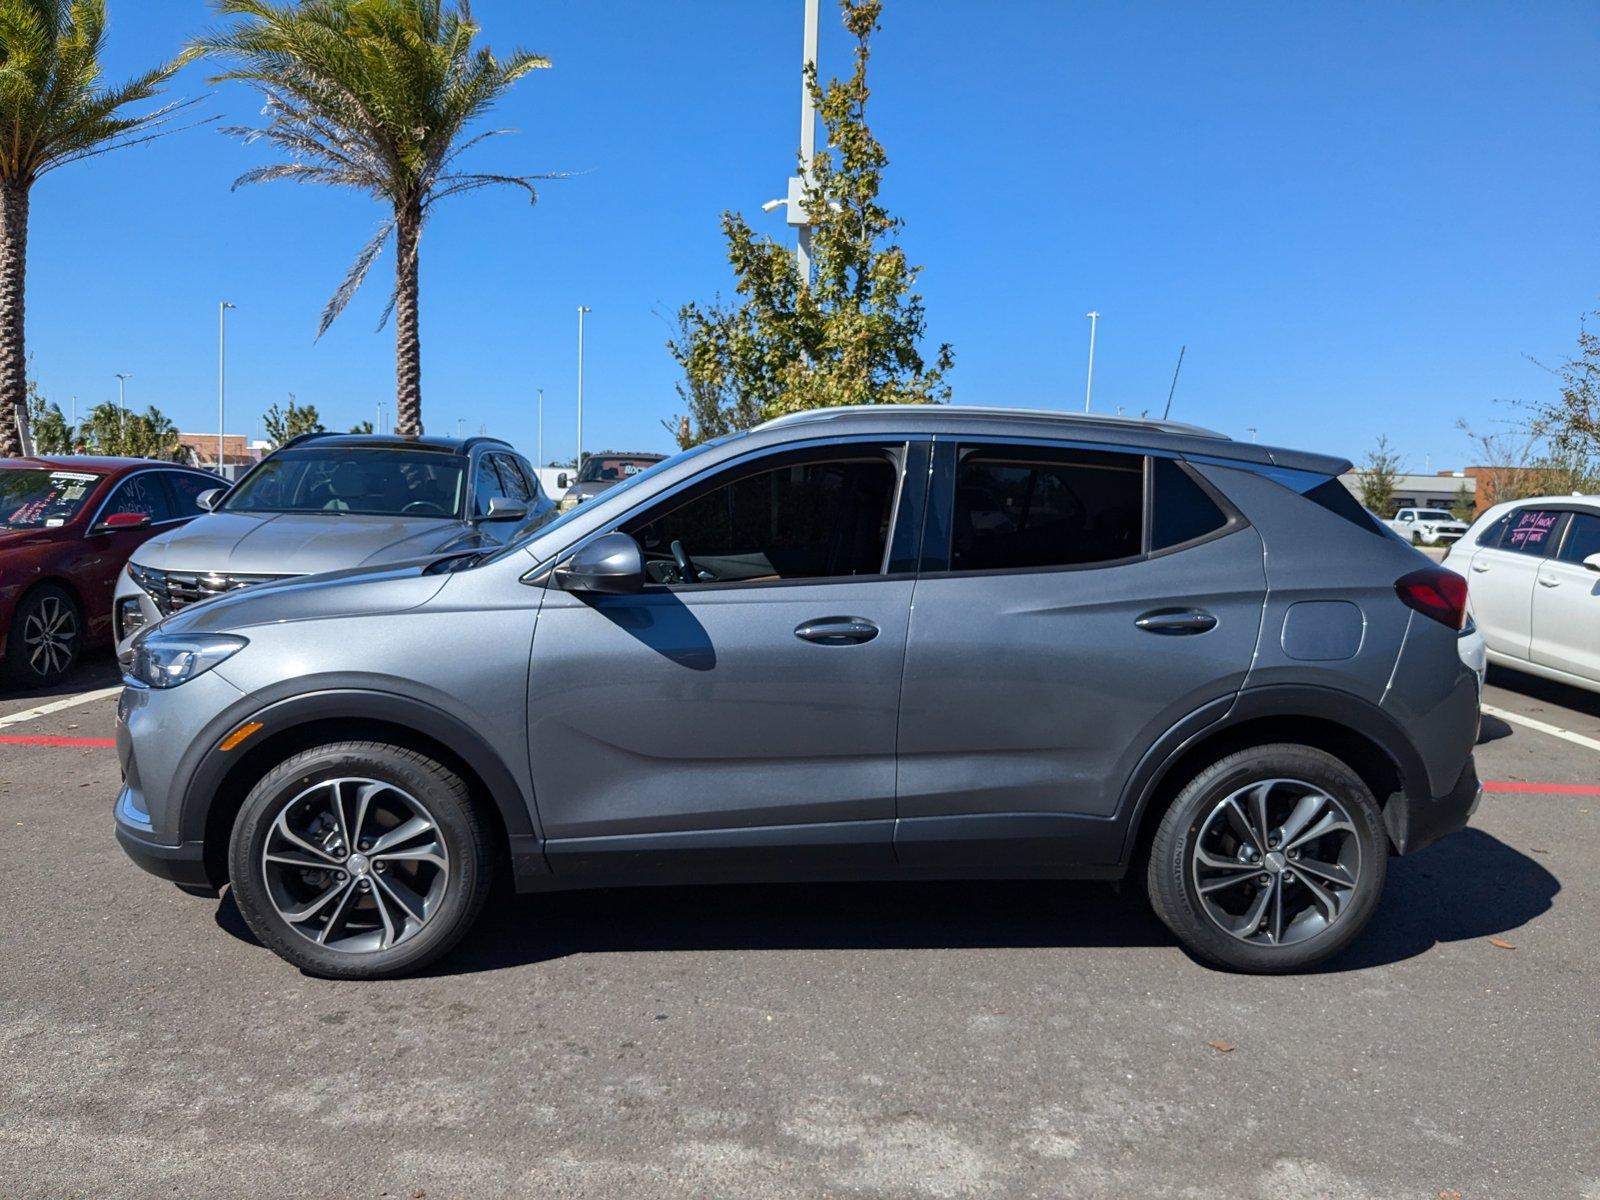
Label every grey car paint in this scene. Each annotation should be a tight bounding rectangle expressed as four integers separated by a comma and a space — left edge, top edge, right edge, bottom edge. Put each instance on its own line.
114, 405, 1480, 902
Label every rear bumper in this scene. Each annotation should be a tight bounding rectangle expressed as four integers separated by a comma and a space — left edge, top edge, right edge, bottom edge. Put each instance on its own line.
1383, 755, 1482, 855
114, 818, 216, 895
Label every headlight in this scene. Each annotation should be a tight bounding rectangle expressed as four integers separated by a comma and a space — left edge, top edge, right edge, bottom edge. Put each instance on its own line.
127, 633, 248, 689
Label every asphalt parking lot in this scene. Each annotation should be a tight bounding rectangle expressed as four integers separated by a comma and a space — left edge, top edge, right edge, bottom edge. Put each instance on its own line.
1, 656, 1597, 1199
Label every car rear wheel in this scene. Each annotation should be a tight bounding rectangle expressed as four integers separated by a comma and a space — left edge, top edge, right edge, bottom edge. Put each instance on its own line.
228, 742, 492, 979
1146, 744, 1388, 973
5, 585, 82, 687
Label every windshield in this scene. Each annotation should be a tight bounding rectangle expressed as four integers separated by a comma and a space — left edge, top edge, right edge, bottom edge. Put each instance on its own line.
1416, 510, 1455, 522
0, 468, 103, 529
224, 447, 467, 518
577, 455, 662, 485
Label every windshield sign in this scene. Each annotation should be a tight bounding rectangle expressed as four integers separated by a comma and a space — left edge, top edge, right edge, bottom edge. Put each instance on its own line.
578, 456, 660, 484
0, 469, 103, 529
225, 448, 467, 519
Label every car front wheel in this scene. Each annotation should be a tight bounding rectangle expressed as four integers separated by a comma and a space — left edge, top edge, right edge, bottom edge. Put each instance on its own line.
228, 741, 492, 979
1146, 744, 1388, 973
5, 585, 82, 687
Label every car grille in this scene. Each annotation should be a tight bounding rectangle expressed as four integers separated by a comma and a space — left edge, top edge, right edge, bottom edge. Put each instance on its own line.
128, 564, 295, 617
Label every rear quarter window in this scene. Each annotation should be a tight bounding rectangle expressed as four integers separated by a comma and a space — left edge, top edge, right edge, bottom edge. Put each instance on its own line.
1150, 457, 1230, 550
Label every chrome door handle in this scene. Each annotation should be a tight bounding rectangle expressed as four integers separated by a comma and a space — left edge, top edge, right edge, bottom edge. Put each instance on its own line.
794, 617, 879, 645
1135, 608, 1218, 635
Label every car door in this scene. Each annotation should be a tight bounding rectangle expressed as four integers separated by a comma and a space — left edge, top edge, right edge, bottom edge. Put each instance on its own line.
526, 438, 925, 880
1531, 510, 1600, 683
79, 472, 180, 638
894, 443, 1266, 869
1465, 506, 1567, 661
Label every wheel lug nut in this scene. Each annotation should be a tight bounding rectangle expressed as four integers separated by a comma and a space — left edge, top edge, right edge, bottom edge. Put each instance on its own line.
359, 840, 372, 852
1259, 873, 1271, 884
358, 879, 371, 891
374, 861, 386, 873
335, 872, 346, 883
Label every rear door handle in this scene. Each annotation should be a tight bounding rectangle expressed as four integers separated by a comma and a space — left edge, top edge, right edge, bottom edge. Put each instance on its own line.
1135, 608, 1218, 635
1471, 562, 1490, 573
794, 617, 879, 645
1537, 576, 1560, 588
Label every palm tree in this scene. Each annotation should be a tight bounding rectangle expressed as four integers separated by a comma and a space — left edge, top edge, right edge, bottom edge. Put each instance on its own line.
0, 0, 194, 455
197, 0, 549, 436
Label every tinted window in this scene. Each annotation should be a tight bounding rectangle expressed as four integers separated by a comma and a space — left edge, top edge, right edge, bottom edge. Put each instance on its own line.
953, 449, 1143, 571
489, 453, 534, 502
103, 473, 174, 524
1151, 457, 1229, 550
579, 455, 661, 484
164, 472, 218, 517
1557, 512, 1600, 565
472, 457, 507, 516
626, 454, 898, 584
1500, 508, 1563, 557
226, 448, 465, 518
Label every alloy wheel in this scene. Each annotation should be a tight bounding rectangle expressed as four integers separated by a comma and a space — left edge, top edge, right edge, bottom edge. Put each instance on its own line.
1189, 777, 1362, 947
261, 777, 451, 954
22, 595, 77, 678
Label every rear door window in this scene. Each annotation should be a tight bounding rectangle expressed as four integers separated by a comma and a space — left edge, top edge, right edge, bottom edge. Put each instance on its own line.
1499, 508, 1565, 557
163, 472, 218, 518
1556, 512, 1600, 565
952, 448, 1144, 571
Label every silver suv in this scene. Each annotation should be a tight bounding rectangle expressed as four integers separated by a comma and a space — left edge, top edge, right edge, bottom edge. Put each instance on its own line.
112, 433, 552, 648
113, 407, 1481, 978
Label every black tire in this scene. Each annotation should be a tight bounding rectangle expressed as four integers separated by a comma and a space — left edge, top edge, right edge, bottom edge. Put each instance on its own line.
228, 741, 492, 979
4, 584, 83, 687
1146, 744, 1388, 973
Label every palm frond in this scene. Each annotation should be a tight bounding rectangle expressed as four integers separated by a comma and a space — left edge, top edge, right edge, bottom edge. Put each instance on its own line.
319, 217, 393, 339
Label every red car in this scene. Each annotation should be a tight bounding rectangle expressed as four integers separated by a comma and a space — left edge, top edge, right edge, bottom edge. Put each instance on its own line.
1, 457, 221, 687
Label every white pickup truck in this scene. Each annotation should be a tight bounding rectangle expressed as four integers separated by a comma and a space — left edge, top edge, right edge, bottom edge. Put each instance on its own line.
1385, 507, 1470, 545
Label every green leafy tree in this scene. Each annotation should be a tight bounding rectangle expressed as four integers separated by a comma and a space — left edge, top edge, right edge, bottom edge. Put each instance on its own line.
667, 0, 952, 448
1524, 308, 1600, 494
263, 395, 325, 447
25, 382, 74, 452
196, 0, 551, 438
1449, 482, 1475, 522
349, 419, 374, 434
0, 0, 194, 454
77, 401, 185, 459
1359, 435, 1402, 515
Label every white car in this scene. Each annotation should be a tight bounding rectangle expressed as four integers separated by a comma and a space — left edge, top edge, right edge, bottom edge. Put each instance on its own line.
1386, 507, 1470, 545
1440, 496, 1600, 695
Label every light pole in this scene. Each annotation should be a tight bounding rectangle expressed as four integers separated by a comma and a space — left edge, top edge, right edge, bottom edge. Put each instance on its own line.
376, 400, 386, 436
218, 302, 236, 470
576, 306, 590, 474
1083, 312, 1100, 413
537, 387, 544, 468
760, 0, 821, 281
114, 373, 132, 441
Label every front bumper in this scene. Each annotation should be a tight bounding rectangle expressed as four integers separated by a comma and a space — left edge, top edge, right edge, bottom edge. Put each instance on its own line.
114, 817, 215, 895
1383, 755, 1482, 855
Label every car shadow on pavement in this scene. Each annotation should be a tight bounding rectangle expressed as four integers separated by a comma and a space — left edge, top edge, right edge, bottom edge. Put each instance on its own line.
211, 831, 1556, 976
0, 650, 121, 699
1486, 665, 1600, 720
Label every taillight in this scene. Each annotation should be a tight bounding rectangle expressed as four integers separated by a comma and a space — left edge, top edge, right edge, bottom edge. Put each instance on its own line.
1395, 567, 1468, 630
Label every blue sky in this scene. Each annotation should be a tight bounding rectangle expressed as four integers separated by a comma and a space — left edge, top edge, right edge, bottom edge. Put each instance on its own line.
24, 0, 1600, 471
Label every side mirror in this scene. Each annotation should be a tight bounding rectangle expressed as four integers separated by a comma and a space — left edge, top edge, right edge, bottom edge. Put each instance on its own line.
1584, 552, 1600, 574
481, 496, 528, 523
557, 472, 569, 490
197, 488, 225, 512
554, 531, 644, 595
96, 511, 151, 533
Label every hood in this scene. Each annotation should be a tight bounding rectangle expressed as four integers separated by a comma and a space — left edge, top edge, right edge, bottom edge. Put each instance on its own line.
129, 511, 481, 576
155, 556, 453, 638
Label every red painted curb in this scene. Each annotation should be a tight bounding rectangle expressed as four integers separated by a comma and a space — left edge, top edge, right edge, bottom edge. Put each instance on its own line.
1483, 781, 1600, 796
0, 735, 116, 748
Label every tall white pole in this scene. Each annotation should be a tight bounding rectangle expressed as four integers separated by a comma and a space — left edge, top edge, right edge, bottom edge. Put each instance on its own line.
115, 373, 131, 440
218, 302, 236, 470
1083, 311, 1100, 413
537, 387, 544, 467
576, 307, 591, 472
796, 0, 820, 281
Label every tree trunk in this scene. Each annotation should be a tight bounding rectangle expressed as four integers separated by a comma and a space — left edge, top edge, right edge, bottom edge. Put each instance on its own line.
393, 201, 424, 436
0, 180, 30, 457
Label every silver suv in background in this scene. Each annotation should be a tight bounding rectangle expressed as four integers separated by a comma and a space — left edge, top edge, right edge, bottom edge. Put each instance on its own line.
113, 434, 553, 648
114, 407, 1481, 979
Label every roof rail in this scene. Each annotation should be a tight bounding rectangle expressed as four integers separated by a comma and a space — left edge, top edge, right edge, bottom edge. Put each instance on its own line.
753, 404, 1229, 440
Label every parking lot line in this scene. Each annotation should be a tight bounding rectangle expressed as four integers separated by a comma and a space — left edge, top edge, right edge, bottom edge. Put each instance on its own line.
1481, 702, 1600, 756
0, 734, 116, 748
0, 685, 122, 731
